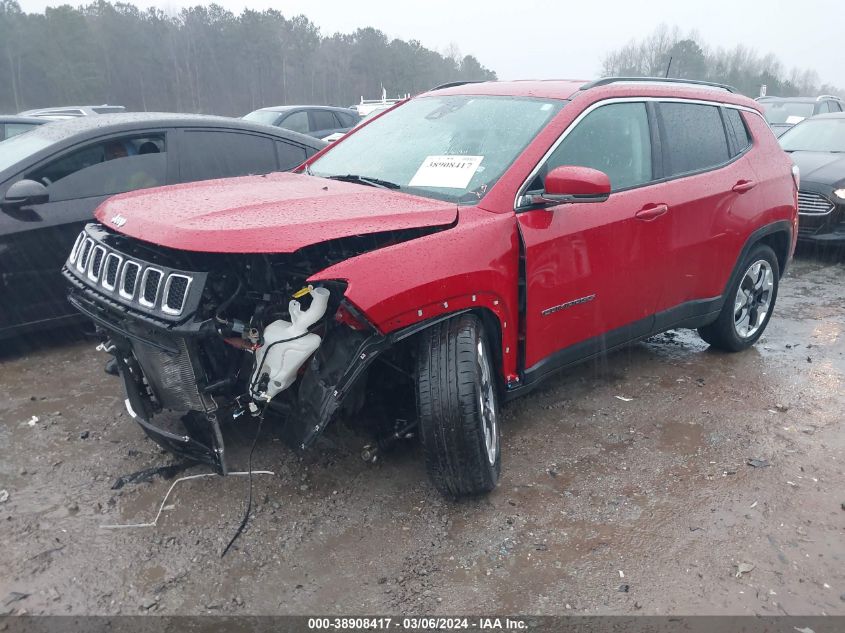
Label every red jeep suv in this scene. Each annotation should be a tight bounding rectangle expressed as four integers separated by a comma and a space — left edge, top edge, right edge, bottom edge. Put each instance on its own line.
63, 78, 798, 497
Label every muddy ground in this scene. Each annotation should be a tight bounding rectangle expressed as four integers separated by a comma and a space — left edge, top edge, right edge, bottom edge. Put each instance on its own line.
0, 251, 843, 616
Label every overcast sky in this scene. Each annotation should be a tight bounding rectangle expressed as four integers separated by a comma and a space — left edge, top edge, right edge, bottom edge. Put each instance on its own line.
17, 0, 845, 89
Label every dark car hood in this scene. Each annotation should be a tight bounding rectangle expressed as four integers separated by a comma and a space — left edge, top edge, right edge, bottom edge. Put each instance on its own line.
788, 151, 845, 186
95, 172, 458, 253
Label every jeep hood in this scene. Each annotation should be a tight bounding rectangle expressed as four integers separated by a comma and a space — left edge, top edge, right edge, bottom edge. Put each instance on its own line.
95, 172, 458, 253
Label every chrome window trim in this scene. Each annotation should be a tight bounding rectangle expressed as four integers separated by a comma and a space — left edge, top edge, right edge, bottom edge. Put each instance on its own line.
101, 253, 123, 291
514, 96, 766, 210
161, 274, 193, 316
119, 261, 141, 300
139, 267, 164, 308
87, 245, 106, 282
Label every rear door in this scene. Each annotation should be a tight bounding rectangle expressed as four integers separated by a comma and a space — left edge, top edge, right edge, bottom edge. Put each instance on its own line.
0, 131, 169, 332
517, 100, 670, 372
652, 101, 753, 315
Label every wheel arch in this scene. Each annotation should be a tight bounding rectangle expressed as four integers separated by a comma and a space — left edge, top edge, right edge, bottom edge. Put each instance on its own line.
725, 221, 793, 298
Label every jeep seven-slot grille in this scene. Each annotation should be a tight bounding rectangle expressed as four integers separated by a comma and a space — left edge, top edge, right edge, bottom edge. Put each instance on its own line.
67, 229, 194, 317
797, 191, 835, 215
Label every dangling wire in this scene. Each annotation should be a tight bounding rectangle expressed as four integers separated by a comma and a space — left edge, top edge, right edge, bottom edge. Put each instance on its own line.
221, 402, 269, 557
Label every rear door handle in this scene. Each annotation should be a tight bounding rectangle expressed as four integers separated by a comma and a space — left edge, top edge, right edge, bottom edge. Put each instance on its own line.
635, 203, 669, 221
732, 179, 756, 193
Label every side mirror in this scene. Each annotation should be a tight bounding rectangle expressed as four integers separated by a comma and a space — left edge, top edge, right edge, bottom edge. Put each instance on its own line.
535, 166, 611, 206
1, 179, 49, 209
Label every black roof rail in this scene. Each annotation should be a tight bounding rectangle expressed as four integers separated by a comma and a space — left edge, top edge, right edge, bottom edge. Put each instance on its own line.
431, 80, 485, 91
581, 76, 736, 93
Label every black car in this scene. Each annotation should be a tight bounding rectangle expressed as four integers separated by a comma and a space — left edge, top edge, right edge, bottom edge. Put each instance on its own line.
758, 95, 844, 137
242, 105, 360, 140
779, 112, 845, 244
1, 116, 47, 141
0, 113, 326, 339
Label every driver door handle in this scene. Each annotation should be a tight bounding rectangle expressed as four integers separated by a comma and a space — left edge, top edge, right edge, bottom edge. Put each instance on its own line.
732, 179, 757, 193
635, 203, 669, 221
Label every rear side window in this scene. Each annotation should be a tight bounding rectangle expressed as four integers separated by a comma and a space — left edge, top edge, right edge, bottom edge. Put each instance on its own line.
180, 130, 277, 182
543, 102, 652, 191
660, 102, 730, 176
281, 111, 309, 134
723, 108, 752, 156
311, 110, 337, 131
336, 111, 358, 127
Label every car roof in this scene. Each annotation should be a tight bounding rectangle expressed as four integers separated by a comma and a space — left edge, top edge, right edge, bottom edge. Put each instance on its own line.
426, 79, 760, 110
255, 105, 355, 113
807, 112, 845, 119
17, 112, 326, 150
0, 115, 48, 125
757, 96, 836, 103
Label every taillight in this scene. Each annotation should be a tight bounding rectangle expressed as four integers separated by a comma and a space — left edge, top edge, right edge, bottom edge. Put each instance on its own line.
791, 164, 800, 190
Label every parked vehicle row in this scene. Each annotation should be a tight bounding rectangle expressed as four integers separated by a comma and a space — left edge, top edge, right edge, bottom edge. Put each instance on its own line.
758, 94, 844, 136
58, 77, 798, 497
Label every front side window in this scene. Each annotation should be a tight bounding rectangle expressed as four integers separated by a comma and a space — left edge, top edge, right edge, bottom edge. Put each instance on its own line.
660, 102, 729, 176
309, 95, 564, 203
26, 134, 166, 201
540, 102, 652, 192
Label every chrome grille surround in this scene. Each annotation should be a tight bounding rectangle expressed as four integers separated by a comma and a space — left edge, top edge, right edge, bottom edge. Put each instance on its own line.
162, 274, 192, 316
797, 191, 835, 215
120, 261, 141, 300
64, 226, 204, 322
139, 268, 163, 308
102, 253, 123, 291
88, 245, 106, 282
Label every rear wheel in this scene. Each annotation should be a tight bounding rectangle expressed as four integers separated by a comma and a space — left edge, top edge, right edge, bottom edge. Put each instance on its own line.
416, 314, 500, 497
698, 244, 779, 352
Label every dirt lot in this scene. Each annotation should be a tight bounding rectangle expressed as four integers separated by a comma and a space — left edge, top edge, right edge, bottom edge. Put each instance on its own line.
0, 252, 843, 616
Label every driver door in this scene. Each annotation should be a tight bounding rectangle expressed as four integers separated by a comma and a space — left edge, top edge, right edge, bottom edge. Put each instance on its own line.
516, 101, 669, 374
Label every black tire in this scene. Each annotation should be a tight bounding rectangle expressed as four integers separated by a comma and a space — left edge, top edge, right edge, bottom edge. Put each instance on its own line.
698, 244, 780, 352
416, 314, 501, 497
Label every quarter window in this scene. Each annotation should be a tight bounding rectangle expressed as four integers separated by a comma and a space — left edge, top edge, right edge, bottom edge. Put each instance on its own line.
660, 102, 730, 176
542, 102, 653, 191
723, 108, 752, 157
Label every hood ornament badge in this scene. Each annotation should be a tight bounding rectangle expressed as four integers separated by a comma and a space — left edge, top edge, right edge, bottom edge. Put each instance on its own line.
111, 214, 127, 228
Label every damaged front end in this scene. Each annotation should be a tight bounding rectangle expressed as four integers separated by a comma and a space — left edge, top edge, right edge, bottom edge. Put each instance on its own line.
62, 223, 425, 474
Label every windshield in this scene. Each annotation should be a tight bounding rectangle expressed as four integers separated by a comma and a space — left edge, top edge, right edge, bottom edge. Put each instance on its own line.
0, 131, 53, 173
779, 118, 845, 152
309, 95, 564, 203
242, 110, 282, 126
760, 101, 815, 124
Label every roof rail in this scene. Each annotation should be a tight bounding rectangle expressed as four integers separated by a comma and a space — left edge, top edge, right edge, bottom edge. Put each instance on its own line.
816, 94, 843, 101
581, 77, 736, 93
431, 80, 485, 91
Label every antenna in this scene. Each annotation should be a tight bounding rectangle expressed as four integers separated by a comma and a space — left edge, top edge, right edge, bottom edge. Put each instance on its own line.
664, 56, 673, 78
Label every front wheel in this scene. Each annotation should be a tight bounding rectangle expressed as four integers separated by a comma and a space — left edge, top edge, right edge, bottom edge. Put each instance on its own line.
416, 314, 501, 497
698, 244, 780, 352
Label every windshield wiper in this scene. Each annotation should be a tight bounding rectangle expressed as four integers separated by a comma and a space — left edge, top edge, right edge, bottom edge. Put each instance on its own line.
326, 174, 401, 190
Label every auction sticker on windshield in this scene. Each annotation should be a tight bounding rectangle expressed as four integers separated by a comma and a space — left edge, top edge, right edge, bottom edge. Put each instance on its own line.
409, 155, 483, 188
